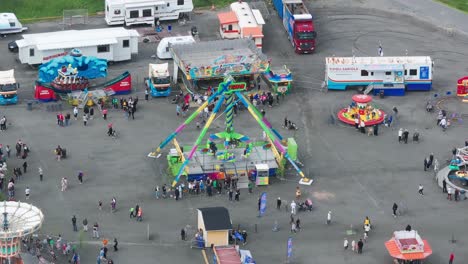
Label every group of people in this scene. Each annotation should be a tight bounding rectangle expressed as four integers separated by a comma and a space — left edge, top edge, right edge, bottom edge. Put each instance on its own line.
129, 204, 144, 221
56, 112, 72, 127
0, 140, 30, 200
353, 116, 380, 136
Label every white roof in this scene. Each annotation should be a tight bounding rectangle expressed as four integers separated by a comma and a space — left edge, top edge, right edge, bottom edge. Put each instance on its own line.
108, 0, 165, 4
0, 69, 16, 85
0, 13, 18, 20
252, 9, 265, 25
150, 63, 169, 77
231, 1, 262, 29
294, 14, 313, 20
326, 56, 433, 65
255, 164, 269, 170
17, 27, 139, 51
125, 1, 165, 8
0, 201, 44, 238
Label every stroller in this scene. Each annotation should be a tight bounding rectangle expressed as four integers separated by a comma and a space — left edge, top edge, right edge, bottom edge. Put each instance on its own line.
298, 199, 313, 212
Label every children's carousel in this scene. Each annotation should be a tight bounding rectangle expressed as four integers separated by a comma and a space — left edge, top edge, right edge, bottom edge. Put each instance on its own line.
337, 94, 385, 126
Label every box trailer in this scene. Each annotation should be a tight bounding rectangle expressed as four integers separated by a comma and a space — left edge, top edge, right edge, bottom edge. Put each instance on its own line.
156, 35, 195, 59
325, 56, 433, 94
0, 13, 27, 35
15, 27, 139, 65
105, 0, 193, 26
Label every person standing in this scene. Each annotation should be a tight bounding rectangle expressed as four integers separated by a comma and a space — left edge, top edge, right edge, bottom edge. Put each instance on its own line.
403, 129, 409, 144
424, 157, 428, 171
38, 167, 43, 181
65, 112, 71, 126
228, 189, 233, 201
428, 153, 434, 168
181, 228, 186, 241
73, 106, 79, 120
5, 145, 10, 158
175, 187, 180, 201
72, 215, 78, 232
392, 203, 398, 217
22, 161, 27, 173
357, 239, 364, 254
137, 207, 143, 221
449, 252, 455, 264
145, 88, 149, 100
327, 211, 332, 225
93, 223, 100, 238
351, 240, 356, 252
277, 197, 282, 210
61, 177, 68, 192
443, 179, 447, 193
102, 109, 108, 120
398, 128, 403, 143
418, 184, 424, 196
83, 115, 88, 126
344, 238, 349, 250
90, 107, 95, 120
447, 186, 453, 200
354, 115, 359, 129
290, 200, 296, 215
295, 218, 301, 231
373, 124, 379, 136
235, 189, 240, 201
25, 186, 30, 200
83, 218, 88, 232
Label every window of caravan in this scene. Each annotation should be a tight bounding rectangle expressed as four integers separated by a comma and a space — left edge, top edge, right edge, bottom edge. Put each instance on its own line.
143, 9, 152, 17
178, 0, 184, 5
361, 70, 368, 76
9, 21, 15, 27
385, 71, 391, 75
29, 48, 34, 57
167, 3, 170, 7
97, 45, 110, 53
123, 40, 129, 48
404, 69, 407, 76
156, 6, 159, 11
228, 25, 233, 31
129, 10, 139, 18
409, 69, 417, 76
107, 5, 109, 12
371, 72, 374, 76
114, 9, 121, 15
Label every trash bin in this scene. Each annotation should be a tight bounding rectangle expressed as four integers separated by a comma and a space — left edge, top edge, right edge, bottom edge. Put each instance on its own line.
26, 101, 33, 111
168, 24, 172, 32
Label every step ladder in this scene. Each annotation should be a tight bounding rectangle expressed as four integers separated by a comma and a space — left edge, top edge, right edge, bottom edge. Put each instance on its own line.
363, 83, 374, 95
77, 90, 89, 108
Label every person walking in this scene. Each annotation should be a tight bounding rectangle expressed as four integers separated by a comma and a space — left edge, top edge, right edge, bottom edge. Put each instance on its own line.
137, 207, 143, 221
327, 211, 332, 225
447, 186, 453, 200
277, 197, 282, 210
344, 238, 349, 250
73, 107, 79, 120
403, 129, 409, 144
428, 153, 434, 168
392, 203, 398, 217
93, 223, 100, 238
449, 252, 455, 264
38, 167, 43, 181
72, 215, 78, 232
83, 218, 88, 232
22, 161, 27, 173
290, 221, 296, 233
145, 88, 149, 100
102, 109, 108, 120
398, 128, 403, 143
357, 239, 364, 254
295, 218, 301, 231
83, 115, 88, 126
424, 157, 428, 171
90, 107, 95, 120
418, 184, 424, 196
351, 240, 356, 252
443, 179, 447, 193
111, 197, 116, 213
113, 238, 118, 251
5, 145, 10, 158
228, 189, 233, 201
235, 189, 240, 201
77, 171, 83, 184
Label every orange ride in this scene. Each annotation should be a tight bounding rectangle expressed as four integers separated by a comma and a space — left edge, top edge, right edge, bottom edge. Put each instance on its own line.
337, 94, 385, 126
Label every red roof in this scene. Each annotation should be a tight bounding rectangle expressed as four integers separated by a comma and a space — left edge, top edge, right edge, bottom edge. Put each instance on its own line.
242, 27, 263, 38
352, 94, 373, 103
385, 239, 432, 260
218, 11, 238, 25
214, 246, 241, 264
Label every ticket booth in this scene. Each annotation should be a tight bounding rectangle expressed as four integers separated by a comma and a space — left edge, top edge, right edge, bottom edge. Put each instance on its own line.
255, 164, 269, 186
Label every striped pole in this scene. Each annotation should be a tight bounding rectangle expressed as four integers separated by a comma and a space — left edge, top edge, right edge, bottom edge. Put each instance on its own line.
225, 93, 234, 132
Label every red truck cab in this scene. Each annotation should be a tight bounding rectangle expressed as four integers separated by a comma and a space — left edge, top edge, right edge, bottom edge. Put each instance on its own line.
294, 20, 316, 53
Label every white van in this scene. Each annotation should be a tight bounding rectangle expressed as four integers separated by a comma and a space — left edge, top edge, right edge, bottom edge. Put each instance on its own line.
156, 36, 195, 59
0, 13, 27, 35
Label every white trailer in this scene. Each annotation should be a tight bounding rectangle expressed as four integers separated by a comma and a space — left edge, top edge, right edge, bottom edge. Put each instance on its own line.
157, 35, 195, 59
0, 13, 27, 35
15, 27, 139, 65
105, 0, 193, 26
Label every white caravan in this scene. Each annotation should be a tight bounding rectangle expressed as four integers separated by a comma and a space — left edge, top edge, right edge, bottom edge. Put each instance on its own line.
105, 0, 193, 26
157, 35, 195, 59
0, 13, 27, 35
15, 27, 139, 65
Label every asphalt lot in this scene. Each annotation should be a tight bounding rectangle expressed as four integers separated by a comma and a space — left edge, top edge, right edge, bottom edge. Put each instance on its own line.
1, 1, 468, 263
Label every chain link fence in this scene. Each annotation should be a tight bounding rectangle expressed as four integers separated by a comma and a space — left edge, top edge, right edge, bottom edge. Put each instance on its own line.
63, 9, 88, 29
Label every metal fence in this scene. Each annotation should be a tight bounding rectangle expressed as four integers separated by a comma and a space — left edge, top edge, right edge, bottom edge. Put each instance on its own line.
63, 9, 88, 29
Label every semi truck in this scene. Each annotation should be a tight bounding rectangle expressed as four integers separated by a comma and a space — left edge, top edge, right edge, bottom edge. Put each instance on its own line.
272, 0, 316, 53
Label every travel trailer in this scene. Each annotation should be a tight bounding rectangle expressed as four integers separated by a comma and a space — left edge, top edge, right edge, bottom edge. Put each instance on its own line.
0, 13, 27, 35
105, 0, 193, 26
15, 27, 139, 65
156, 35, 195, 59
325, 56, 433, 92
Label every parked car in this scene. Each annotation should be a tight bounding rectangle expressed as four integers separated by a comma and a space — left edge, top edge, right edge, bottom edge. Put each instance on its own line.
8, 41, 18, 52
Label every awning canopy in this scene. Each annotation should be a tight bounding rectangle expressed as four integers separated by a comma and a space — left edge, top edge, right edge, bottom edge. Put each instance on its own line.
385, 239, 432, 260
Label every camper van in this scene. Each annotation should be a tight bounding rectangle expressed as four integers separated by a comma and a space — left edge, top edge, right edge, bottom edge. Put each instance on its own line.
325, 56, 433, 91
16, 27, 139, 65
0, 13, 27, 35
157, 36, 195, 59
105, 0, 193, 26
